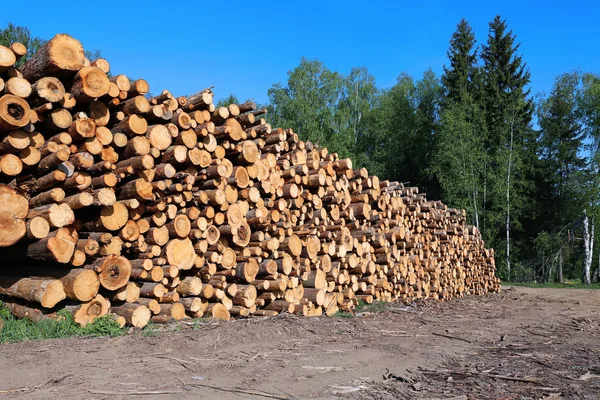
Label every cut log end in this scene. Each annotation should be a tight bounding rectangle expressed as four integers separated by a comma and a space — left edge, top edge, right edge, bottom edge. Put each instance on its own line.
0, 185, 28, 247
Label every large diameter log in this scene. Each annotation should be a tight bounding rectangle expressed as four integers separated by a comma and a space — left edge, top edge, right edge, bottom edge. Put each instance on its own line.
0, 94, 31, 133
110, 303, 150, 328
21, 34, 85, 82
0, 185, 28, 246
26, 227, 78, 264
175, 276, 202, 296
60, 269, 100, 301
235, 259, 259, 283
206, 303, 230, 321
31, 77, 65, 103
71, 294, 110, 326
27, 203, 74, 228
233, 285, 257, 308
70, 66, 110, 103
303, 288, 325, 306
0, 277, 66, 308
86, 255, 131, 290
303, 270, 327, 290
164, 238, 196, 270
83, 202, 128, 231
232, 222, 251, 247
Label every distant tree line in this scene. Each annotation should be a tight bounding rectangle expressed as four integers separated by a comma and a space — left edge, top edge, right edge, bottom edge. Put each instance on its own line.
2, 18, 599, 284
265, 16, 600, 284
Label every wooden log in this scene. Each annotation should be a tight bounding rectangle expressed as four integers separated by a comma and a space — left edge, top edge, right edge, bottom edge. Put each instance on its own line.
206, 303, 230, 321
0, 185, 28, 246
163, 238, 196, 270
166, 214, 191, 238
110, 303, 150, 328
21, 34, 85, 82
4, 77, 32, 98
235, 259, 259, 283
1, 299, 55, 322
57, 268, 100, 301
86, 255, 131, 291
0, 153, 23, 176
136, 298, 161, 314
0, 129, 30, 153
156, 302, 185, 320
0, 94, 30, 133
176, 276, 202, 296
27, 203, 74, 228
70, 294, 110, 326
26, 226, 78, 264
111, 282, 140, 303
0, 277, 65, 308
26, 216, 50, 240
0, 45, 16, 71
128, 79, 149, 96
30, 77, 65, 103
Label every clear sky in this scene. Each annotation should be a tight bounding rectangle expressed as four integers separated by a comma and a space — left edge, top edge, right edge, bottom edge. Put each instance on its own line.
2, 1, 599, 104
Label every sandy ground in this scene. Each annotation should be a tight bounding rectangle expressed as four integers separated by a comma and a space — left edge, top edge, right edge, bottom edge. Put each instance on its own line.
0, 286, 599, 400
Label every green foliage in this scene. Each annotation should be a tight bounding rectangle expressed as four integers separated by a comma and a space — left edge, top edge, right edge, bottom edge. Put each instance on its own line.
355, 300, 388, 313
79, 315, 124, 337
140, 321, 159, 337
0, 301, 124, 344
191, 317, 208, 330
333, 311, 354, 318
506, 280, 600, 289
359, 70, 442, 195
0, 23, 46, 67
216, 94, 240, 108
433, 98, 487, 227
268, 59, 378, 161
442, 19, 479, 105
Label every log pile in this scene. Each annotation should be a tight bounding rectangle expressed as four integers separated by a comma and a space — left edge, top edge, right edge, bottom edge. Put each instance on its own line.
0, 34, 500, 328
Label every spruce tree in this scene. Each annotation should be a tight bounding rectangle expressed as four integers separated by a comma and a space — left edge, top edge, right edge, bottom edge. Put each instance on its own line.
441, 19, 478, 105
480, 15, 535, 279
481, 16, 533, 152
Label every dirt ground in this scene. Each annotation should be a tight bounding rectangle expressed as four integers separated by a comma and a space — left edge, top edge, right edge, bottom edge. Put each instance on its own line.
0, 286, 599, 400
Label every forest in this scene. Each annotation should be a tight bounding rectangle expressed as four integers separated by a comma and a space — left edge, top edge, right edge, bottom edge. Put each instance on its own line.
2, 17, 599, 284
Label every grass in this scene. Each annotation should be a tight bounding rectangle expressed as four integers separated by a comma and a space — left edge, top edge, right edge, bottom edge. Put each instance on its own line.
355, 299, 389, 313
506, 280, 600, 289
333, 299, 390, 319
333, 311, 354, 318
0, 301, 124, 344
140, 321, 159, 337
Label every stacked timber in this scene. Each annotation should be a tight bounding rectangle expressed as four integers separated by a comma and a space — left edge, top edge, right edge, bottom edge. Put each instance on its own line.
0, 34, 500, 328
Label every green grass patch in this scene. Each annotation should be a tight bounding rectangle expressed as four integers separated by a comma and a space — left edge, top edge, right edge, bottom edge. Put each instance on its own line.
505, 280, 600, 289
355, 299, 389, 313
140, 321, 159, 337
0, 301, 124, 344
333, 311, 354, 318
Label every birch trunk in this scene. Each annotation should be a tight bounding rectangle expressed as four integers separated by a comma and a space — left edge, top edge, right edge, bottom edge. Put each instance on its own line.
582, 209, 593, 285
505, 119, 515, 280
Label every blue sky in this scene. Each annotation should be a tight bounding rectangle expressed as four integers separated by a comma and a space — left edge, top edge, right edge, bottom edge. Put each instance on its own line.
2, 1, 599, 104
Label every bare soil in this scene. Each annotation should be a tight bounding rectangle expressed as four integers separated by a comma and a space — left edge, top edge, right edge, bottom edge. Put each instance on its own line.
1, 286, 599, 400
